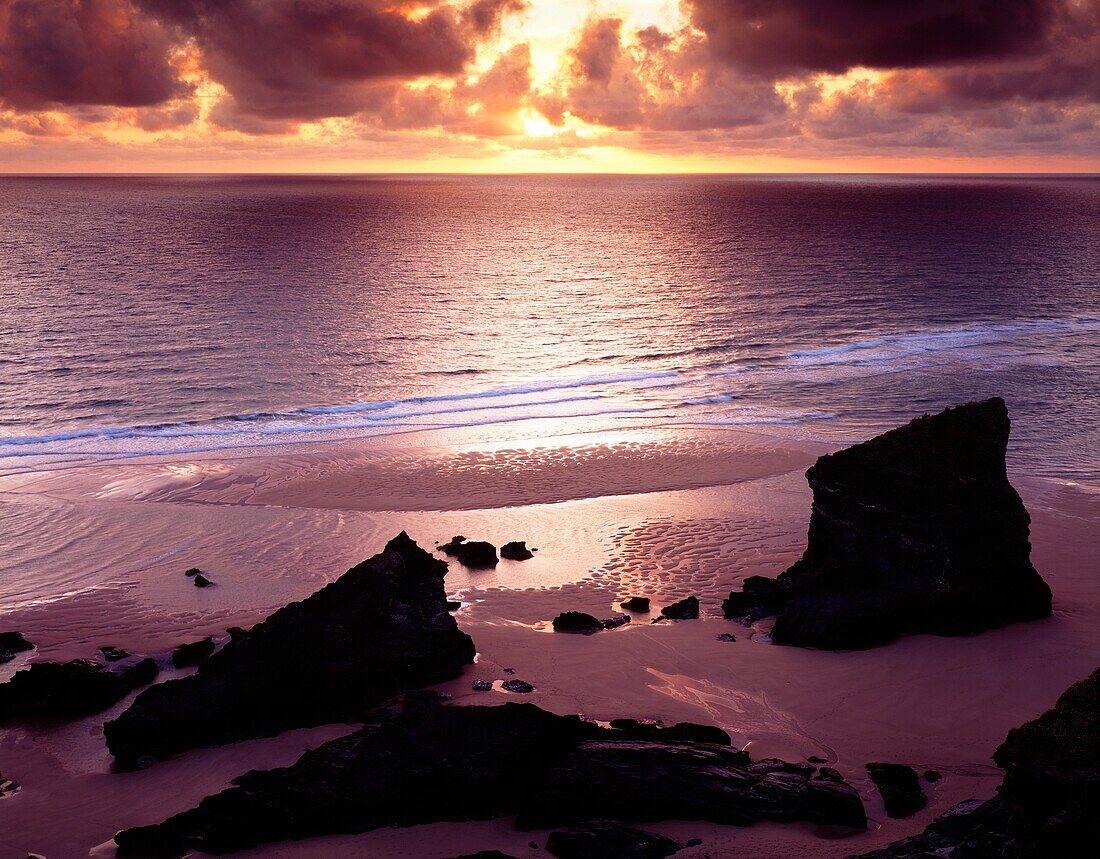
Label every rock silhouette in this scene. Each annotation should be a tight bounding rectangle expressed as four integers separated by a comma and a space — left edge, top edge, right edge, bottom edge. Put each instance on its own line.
104, 532, 475, 769
724, 399, 1052, 649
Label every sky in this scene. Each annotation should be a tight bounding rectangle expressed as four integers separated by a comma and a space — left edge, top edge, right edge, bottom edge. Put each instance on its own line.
0, 0, 1097, 172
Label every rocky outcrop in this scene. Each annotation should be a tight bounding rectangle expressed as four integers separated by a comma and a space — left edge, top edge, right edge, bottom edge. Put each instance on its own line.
723, 399, 1052, 649
0, 632, 33, 664
0, 657, 157, 721
619, 597, 650, 612
114, 697, 865, 857
439, 537, 499, 568
851, 667, 1099, 858
171, 638, 214, 668
866, 763, 927, 818
500, 541, 534, 561
104, 532, 475, 769
659, 597, 699, 620
545, 821, 682, 858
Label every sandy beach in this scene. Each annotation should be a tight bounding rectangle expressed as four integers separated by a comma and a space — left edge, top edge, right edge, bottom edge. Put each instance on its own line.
1, 421, 1095, 858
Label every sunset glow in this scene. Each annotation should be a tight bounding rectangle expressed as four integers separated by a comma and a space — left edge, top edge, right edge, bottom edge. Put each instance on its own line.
1, 0, 1097, 172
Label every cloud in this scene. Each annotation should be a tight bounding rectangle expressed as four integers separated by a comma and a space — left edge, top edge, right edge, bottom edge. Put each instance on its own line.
139, 0, 518, 127
0, 0, 190, 110
686, 0, 1060, 76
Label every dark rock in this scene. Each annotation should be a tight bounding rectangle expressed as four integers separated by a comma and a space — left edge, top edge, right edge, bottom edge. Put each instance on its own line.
184, 568, 201, 577
192, 574, 213, 588
816, 767, 844, 783
519, 742, 865, 831
924, 770, 942, 783
606, 719, 731, 747
723, 399, 1052, 649
120, 658, 160, 688
440, 537, 499, 568
104, 532, 476, 769
659, 596, 699, 620
0, 771, 19, 797
114, 698, 865, 857
446, 600, 462, 611
503, 667, 515, 675
501, 679, 534, 694
715, 633, 737, 642
553, 612, 603, 634
226, 626, 248, 641
0, 657, 156, 721
866, 763, 927, 818
850, 668, 1100, 858
619, 597, 650, 612
601, 615, 630, 630
808, 755, 827, 763
99, 646, 130, 662
685, 838, 702, 847
0, 632, 34, 664
171, 637, 215, 669
500, 541, 534, 561
472, 679, 493, 692
545, 821, 680, 858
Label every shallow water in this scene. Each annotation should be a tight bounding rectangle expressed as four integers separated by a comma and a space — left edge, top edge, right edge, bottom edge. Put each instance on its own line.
1, 174, 1097, 479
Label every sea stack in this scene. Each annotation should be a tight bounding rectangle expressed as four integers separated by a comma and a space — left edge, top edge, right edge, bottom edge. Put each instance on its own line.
723, 398, 1051, 649
104, 532, 475, 769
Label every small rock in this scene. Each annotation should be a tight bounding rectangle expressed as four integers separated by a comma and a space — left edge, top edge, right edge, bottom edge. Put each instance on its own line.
500, 541, 534, 561
193, 574, 214, 588
660, 596, 699, 620
472, 679, 493, 692
172, 637, 215, 668
685, 838, 703, 847
226, 626, 248, 641
715, 633, 737, 642
502, 667, 516, 675
184, 568, 202, 577
446, 601, 462, 611
440, 538, 499, 569
808, 755, 827, 763
120, 658, 159, 688
816, 766, 844, 782
619, 597, 650, 612
552, 612, 603, 634
924, 770, 943, 782
0, 658, 156, 720
867, 762, 928, 818
99, 646, 130, 662
601, 615, 630, 630
500, 679, 534, 694
0, 632, 34, 664
1, 771, 19, 797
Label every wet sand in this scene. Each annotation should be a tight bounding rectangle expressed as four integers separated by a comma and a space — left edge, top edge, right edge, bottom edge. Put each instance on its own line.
0, 426, 1097, 857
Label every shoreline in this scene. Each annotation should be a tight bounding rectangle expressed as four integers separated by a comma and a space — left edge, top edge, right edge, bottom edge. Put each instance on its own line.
0, 424, 1097, 857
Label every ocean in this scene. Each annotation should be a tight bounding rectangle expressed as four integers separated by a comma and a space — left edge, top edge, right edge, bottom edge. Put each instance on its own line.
1, 174, 1097, 481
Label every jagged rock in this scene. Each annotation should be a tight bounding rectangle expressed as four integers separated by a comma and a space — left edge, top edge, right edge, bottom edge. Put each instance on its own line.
850, 667, 1100, 858
601, 615, 631, 630
659, 597, 699, 620
553, 612, 603, 634
192, 574, 214, 588
472, 679, 493, 692
0, 657, 157, 721
114, 698, 865, 857
500, 541, 534, 561
104, 532, 475, 769
606, 719, 731, 746
518, 744, 865, 831
619, 597, 650, 612
0, 632, 33, 664
723, 399, 1052, 649
924, 770, 942, 783
866, 763, 927, 818
171, 638, 214, 668
546, 821, 681, 858
99, 646, 130, 662
501, 679, 534, 694
715, 633, 737, 642
184, 568, 201, 577
0, 770, 19, 797
446, 600, 462, 611
816, 767, 844, 783
439, 537, 499, 568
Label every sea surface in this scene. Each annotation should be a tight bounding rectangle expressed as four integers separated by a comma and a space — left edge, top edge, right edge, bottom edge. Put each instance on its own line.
0, 174, 1097, 481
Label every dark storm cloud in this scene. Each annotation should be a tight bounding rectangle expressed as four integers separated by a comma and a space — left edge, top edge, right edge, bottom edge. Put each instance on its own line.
686, 0, 1060, 76
138, 0, 510, 125
0, 0, 189, 110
